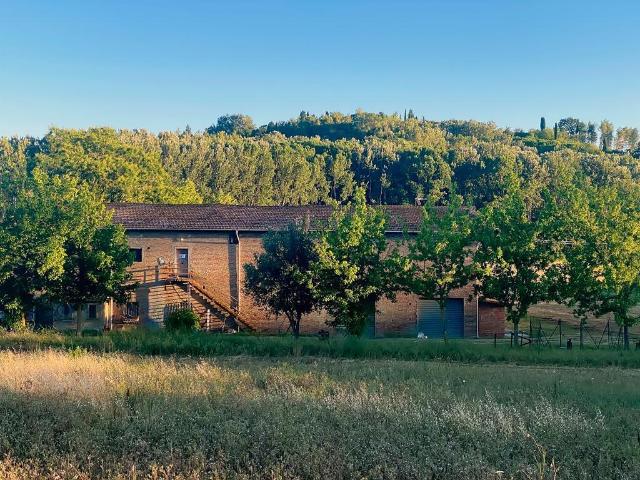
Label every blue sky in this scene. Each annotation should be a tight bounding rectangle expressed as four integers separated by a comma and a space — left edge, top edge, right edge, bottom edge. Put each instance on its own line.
1, 0, 638, 137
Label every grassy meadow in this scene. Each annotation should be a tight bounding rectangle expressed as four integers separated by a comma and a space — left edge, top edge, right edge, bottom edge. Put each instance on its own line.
0, 333, 640, 479
2, 329, 640, 368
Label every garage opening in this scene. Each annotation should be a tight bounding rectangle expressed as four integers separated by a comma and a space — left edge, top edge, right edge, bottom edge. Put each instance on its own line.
417, 299, 464, 339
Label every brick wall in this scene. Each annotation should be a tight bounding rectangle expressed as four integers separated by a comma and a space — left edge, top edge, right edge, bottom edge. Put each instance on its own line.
478, 301, 506, 337
237, 232, 334, 333
127, 231, 232, 326
376, 292, 418, 336
125, 229, 491, 337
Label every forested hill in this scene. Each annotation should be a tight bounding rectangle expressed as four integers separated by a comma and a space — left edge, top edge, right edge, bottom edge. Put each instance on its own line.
1, 111, 639, 209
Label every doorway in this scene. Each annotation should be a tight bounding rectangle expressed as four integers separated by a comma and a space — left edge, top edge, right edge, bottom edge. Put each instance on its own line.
176, 248, 189, 276
417, 299, 464, 338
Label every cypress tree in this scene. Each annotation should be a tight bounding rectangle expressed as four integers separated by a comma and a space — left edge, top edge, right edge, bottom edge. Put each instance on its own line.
553, 122, 558, 139
540, 117, 546, 131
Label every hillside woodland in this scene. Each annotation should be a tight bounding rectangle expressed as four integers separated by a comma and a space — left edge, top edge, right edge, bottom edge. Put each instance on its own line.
1, 111, 638, 208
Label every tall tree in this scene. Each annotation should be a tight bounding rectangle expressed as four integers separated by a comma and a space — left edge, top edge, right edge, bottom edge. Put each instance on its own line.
37, 128, 201, 203
243, 223, 318, 338
406, 194, 474, 341
615, 127, 640, 151
313, 188, 406, 335
0, 170, 71, 327
0, 170, 131, 330
49, 219, 133, 336
599, 120, 614, 151
550, 182, 640, 349
474, 185, 559, 343
586, 122, 598, 144
540, 117, 546, 131
325, 151, 355, 201
206, 114, 256, 136
558, 117, 587, 139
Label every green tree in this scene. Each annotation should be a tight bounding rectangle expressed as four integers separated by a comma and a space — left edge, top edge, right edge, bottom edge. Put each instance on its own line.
474, 185, 559, 343
406, 194, 474, 341
0, 136, 40, 206
586, 122, 598, 144
243, 223, 318, 338
558, 117, 587, 138
0, 170, 131, 330
37, 128, 201, 203
50, 220, 133, 336
615, 127, 639, 152
551, 182, 640, 349
0, 170, 78, 327
325, 151, 355, 201
599, 120, 614, 151
207, 114, 256, 136
540, 117, 546, 131
313, 188, 405, 335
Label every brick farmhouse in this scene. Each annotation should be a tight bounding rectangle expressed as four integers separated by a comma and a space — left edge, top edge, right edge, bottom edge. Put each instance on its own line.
69, 203, 505, 338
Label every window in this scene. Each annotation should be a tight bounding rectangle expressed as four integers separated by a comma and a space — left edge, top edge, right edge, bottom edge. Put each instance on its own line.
88, 304, 97, 319
126, 302, 139, 318
130, 248, 143, 262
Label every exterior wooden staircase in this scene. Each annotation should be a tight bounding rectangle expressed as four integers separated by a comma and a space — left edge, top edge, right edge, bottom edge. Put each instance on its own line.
169, 269, 255, 332
111, 263, 254, 332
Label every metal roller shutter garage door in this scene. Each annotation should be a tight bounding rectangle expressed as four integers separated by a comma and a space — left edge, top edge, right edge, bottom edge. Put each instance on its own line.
417, 299, 464, 338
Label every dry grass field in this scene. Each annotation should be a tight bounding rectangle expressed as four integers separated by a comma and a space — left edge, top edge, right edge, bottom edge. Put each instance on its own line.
0, 348, 639, 479
525, 303, 640, 347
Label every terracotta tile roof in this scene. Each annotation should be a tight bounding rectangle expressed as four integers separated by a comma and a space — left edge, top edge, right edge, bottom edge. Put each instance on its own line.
108, 203, 424, 233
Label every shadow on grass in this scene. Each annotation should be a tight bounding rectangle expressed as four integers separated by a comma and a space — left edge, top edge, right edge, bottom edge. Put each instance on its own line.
1, 329, 640, 368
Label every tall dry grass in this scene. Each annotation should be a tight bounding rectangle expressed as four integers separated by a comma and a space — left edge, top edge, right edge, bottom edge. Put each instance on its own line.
0, 350, 638, 479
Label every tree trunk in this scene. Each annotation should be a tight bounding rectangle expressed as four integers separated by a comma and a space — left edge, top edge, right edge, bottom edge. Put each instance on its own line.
291, 314, 302, 356
579, 320, 584, 349
513, 321, 520, 347
75, 305, 83, 337
292, 321, 300, 339
623, 325, 629, 350
440, 305, 448, 343
290, 313, 300, 339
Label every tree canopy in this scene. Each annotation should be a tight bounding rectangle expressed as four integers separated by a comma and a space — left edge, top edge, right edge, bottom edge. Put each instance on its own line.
243, 223, 318, 337
2, 111, 638, 211
0, 169, 132, 329
312, 188, 405, 335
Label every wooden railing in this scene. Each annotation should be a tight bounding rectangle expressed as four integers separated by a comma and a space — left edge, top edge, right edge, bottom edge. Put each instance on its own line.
125, 262, 254, 331
128, 264, 177, 284
185, 269, 254, 330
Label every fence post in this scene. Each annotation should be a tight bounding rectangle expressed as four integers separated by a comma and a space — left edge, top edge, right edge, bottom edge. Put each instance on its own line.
510, 332, 513, 347
607, 319, 611, 348
579, 322, 584, 350
494, 333, 497, 348
206, 309, 210, 331
538, 323, 542, 349
559, 320, 562, 348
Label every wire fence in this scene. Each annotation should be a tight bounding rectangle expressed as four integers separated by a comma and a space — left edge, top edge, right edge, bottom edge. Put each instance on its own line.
502, 318, 640, 349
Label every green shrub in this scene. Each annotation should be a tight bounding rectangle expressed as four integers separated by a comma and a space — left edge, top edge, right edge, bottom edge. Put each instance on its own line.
164, 309, 200, 331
